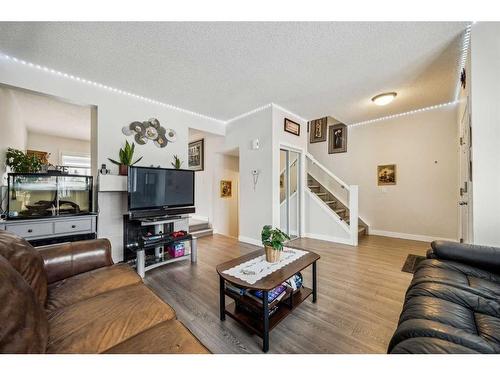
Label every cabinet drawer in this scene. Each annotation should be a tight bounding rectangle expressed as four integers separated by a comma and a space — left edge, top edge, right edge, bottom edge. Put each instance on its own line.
54, 219, 92, 234
7, 222, 54, 238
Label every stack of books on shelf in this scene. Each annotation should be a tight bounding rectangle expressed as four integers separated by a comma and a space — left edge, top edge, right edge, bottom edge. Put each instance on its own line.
226, 273, 303, 318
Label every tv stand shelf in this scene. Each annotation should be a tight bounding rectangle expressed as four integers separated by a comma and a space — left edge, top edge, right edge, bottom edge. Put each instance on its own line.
138, 216, 185, 226
129, 233, 197, 278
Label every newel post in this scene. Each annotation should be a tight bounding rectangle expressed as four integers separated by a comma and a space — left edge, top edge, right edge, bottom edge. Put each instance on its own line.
349, 185, 359, 246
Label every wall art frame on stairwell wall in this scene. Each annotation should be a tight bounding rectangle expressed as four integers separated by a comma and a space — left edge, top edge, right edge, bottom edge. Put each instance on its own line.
284, 118, 301, 136
188, 138, 204, 171
328, 123, 347, 154
309, 117, 327, 143
220, 180, 232, 198
377, 164, 397, 186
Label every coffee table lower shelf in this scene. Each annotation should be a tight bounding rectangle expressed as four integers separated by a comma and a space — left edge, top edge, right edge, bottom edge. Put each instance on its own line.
224, 287, 313, 339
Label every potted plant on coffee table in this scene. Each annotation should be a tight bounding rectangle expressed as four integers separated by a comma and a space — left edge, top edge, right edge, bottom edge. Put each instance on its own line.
261, 225, 290, 263
108, 140, 143, 176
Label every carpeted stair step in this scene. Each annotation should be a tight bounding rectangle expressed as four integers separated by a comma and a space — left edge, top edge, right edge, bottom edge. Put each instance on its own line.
334, 208, 346, 216
189, 222, 211, 232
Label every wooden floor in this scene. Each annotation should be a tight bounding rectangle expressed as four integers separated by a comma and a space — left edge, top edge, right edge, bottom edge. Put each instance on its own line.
145, 234, 428, 353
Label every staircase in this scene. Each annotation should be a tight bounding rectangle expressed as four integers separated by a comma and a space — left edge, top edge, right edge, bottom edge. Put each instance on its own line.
307, 174, 368, 239
189, 219, 213, 238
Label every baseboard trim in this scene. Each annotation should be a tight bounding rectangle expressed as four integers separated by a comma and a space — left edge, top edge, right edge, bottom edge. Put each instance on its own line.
369, 229, 457, 243
212, 229, 238, 240
238, 235, 261, 247
303, 232, 353, 246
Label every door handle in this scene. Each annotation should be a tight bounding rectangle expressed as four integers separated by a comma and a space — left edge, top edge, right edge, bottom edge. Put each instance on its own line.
459, 201, 468, 206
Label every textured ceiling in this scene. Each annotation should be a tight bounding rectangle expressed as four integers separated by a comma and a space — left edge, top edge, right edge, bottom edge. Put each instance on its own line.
0, 22, 468, 124
10, 87, 91, 140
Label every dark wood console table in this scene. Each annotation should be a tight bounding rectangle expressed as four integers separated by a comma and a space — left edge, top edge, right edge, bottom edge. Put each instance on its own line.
216, 248, 320, 352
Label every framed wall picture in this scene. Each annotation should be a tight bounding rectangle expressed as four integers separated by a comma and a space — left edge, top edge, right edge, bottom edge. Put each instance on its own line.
309, 117, 327, 143
328, 123, 347, 153
220, 180, 232, 198
284, 118, 300, 136
188, 139, 204, 171
27, 150, 50, 164
377, 164, 397, 185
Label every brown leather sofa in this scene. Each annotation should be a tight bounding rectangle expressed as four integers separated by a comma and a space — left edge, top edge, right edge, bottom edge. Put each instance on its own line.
0, 229, 209, 354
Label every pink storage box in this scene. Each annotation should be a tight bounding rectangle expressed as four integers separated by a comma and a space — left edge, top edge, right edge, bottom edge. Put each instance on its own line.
167, 243, 185, 258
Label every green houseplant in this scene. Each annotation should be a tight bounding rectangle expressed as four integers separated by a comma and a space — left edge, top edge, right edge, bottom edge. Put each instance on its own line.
6, 148, 43, 173
261, 225, 290, 263
108, 140, 143, 175
171, 155, 183, 169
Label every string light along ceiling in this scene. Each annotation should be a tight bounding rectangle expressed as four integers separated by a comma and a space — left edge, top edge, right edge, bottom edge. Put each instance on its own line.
0, 22, 473, 129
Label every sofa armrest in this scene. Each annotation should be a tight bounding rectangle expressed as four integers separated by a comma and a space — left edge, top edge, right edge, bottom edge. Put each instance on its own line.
428, 240, 500, 273
38, 239, 113, 284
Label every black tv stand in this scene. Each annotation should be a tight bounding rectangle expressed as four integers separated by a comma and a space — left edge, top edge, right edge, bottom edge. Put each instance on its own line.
123, 214, 197, 277
132, 232, 196, 278
140, 215, 182, 224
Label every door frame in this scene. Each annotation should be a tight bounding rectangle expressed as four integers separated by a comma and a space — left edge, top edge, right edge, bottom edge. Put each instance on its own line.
458, 96, 473, 243
279, 142, 305, 238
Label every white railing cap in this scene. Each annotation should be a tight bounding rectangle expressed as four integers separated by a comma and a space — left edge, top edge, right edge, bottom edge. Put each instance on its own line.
306, 153, 350, 192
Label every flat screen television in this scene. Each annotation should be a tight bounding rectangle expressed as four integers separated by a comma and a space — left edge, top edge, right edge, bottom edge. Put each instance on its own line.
128, 166, 195, 215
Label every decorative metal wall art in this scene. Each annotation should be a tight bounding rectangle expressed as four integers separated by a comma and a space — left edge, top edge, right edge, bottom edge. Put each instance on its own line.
122, 118, 176, 148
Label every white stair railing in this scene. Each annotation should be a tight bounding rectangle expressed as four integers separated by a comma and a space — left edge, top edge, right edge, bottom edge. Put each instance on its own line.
305, 153, 359, 246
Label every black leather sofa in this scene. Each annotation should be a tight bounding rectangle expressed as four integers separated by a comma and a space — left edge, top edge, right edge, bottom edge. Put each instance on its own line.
388, 240, 500, 354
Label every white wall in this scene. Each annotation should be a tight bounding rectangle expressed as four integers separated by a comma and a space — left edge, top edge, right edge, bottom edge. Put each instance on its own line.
0, 58, 224, 261
470, 22, 500, 247
188, 129, 239, 238
272, 105, 308, 234
304, 190, 351, 244
0, 87, 27, 183
188, 129, 224, 222
308, 106, 459, 241
26, 131, 91, 165
212, 154, 239, 238
225, 107, 273, 244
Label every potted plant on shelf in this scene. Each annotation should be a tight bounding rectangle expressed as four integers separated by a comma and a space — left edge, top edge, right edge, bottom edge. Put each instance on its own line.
171, 155, 183, 169
108, 140, 143, 176
6, 148, 44, 173
261, 225, 290, 263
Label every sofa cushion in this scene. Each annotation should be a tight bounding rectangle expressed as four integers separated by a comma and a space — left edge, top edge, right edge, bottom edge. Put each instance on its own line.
411, 259, 500, 299
391, 337, 481, 354
0, 255, 48, 353
0, 230, 47, 305
46, 263, 141, 312
388, 281, 500, 353
46, 283, 176, 353
103, 320, 210, 354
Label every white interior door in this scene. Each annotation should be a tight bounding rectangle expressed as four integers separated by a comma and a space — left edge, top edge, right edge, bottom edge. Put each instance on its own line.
279, 148, 300, 239
458, 99, 472, 243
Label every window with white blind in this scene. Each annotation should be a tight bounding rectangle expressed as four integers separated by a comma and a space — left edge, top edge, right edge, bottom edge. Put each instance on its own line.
61, 154, 91, 176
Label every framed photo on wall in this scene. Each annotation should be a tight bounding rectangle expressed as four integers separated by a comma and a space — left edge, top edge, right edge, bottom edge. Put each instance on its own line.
328, 123, 347, 153
377, 164, 397, 185
220, 180, 232, 198
284, 118, 300, 136
309, 117, 327, 143
188, 139, 204, 171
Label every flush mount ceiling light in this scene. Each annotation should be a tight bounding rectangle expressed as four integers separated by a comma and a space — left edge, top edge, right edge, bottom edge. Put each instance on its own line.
371, 92, 397, 106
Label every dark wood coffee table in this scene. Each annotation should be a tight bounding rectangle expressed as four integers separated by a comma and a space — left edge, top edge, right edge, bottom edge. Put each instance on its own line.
216, 248, 320, 352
